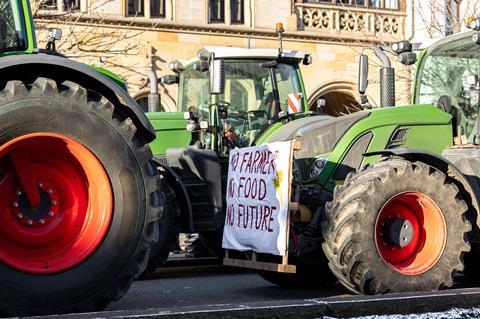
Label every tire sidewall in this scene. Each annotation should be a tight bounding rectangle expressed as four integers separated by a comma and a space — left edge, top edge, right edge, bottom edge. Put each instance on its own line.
355, 164, 466, 292
0, 95, 147, 311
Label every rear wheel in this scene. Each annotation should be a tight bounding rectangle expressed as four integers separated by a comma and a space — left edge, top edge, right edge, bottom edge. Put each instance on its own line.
0, 78, 162, 316
323, 159, 471, 294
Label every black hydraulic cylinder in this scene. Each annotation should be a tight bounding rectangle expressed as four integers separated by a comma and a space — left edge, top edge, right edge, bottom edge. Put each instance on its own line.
380, 67, 395, 107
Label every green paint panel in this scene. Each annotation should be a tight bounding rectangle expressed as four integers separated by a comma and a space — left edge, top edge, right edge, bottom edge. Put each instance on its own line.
318, 105, 452, 191
90, 66, 127, 91
147, 112, 192, 155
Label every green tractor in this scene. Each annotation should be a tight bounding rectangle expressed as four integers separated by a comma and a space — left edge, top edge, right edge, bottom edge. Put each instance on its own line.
321, 24, 480, 294
145, 25, 466, 291
0, 0, 162, 315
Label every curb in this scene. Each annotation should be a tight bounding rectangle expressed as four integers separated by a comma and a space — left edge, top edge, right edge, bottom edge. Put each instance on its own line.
22, 287, 480, 319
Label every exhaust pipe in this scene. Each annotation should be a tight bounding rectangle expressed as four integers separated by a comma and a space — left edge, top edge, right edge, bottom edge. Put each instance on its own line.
147, 69, 161, 112
373, 46, 395, 107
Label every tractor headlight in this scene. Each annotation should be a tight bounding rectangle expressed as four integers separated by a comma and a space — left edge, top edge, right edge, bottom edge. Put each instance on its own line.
309, 157, 327, 180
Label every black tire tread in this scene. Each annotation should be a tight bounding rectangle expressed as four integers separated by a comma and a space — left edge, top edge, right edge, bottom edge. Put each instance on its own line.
323, 159, 471, 295
0, 77, 162, 315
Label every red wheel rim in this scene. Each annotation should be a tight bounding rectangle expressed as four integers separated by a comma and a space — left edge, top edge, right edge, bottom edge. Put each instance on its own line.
0, 133, 113, 274
375, 192, 446, 275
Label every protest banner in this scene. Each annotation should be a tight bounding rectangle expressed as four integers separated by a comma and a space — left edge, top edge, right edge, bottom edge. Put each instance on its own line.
222, 141, 293, 256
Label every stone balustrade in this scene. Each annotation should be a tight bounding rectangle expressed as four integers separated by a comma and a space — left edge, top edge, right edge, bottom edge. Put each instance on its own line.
296, 2, 405, 42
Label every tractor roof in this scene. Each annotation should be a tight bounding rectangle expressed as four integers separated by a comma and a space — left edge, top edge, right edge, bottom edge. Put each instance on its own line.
201, 46, 308, 60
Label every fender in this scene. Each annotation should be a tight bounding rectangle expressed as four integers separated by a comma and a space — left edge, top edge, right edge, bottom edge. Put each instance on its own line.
153, 157, 194, 233
365, 149, 480, 234
0, 53, 155, 141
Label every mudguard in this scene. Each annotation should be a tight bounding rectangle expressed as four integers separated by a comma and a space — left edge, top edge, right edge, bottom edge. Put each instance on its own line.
0, 53, 155, 141
153, 157, 195, 233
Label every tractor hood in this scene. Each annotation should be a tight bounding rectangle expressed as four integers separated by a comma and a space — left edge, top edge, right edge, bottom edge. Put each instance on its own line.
266, 112, 371, 159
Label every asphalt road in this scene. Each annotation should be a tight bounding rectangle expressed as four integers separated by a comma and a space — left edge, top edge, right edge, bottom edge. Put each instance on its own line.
106, 265, 349, 312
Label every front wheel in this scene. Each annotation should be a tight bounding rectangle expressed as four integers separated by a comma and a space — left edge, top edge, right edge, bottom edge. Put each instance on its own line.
0, 78, 162, 316
323, 159, 471, 294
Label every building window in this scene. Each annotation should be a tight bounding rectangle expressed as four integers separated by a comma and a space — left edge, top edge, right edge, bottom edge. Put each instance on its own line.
231, 0, 244, 24
128, 0, 144, 16
209, 0, 225, 23
40, 0, 80, 11
209, 0, 244, 24
151, 0, 166, 18
127, 0, 166, 17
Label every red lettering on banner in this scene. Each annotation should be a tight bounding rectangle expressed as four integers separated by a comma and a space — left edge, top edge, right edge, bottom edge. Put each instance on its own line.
253, 151, 261, 173
268, 206, 277, 232
227, 178, 235, 198
240, 152, 249, 173
237, 204, 244, 227
245, 178, 252, 198
259, 179, 266, 200
226, 204, 234, 226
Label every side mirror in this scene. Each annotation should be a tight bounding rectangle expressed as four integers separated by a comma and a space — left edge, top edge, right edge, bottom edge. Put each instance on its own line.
209, 54, 225, 95
358, 54, 369, 95
161, 74, 179, 85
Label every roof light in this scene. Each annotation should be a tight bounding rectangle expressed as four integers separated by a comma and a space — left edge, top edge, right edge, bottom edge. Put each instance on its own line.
391, 41, 412, 54
275, 22, 285, 34
467, 16, 480, 30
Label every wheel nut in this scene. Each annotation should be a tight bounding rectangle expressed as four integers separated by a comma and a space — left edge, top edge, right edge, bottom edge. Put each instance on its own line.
13, 202, 19, 208
16, 191, 22, 196
16, 213, 23, 219
38, 182, 43, 188
47, 189, 53, 194
39, 219, 45, 225
27, 220, 33, 226
48, 211, 54, 217
51, 200, 57, 206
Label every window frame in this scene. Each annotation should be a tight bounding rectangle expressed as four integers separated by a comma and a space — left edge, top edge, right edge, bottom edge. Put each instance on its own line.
209, 0, 225, 23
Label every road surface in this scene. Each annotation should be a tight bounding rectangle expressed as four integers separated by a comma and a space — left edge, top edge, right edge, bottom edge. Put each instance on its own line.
107, 266, 348, 311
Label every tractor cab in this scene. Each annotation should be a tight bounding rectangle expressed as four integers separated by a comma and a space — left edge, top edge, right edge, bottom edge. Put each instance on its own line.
148, 45, 313, 235
175, 46, 311, 154
413, 31, 480, 143
0, 0, 28, 52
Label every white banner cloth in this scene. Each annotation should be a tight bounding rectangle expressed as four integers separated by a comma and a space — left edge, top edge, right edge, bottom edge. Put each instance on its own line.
221, 141, 292, 256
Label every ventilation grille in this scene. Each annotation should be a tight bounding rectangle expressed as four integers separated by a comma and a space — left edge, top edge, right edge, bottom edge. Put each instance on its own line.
391, 128, 409, 142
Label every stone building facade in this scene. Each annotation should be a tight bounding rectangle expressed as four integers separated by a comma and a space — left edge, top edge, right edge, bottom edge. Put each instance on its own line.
33, 0, 408, 113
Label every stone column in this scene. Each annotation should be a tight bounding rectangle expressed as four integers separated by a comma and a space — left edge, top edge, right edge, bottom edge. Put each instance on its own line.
166, 0, 174, 20
145, 0, 151, 17
244, 0, 252, 26
80, 0, 87, 12
225, 0, 231, 24
57, 0, 65, 12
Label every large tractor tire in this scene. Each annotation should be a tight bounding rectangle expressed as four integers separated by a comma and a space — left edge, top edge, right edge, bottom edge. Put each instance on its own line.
0, 78, 162, 316
144, 177, 180, 275
323, 159, 471, 294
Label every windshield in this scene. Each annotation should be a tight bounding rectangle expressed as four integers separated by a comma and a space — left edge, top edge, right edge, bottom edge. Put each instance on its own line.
179, 60, 301, 113
0, 0, 27, 52
178, 60, 302, 146
416, 34, 480, 140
